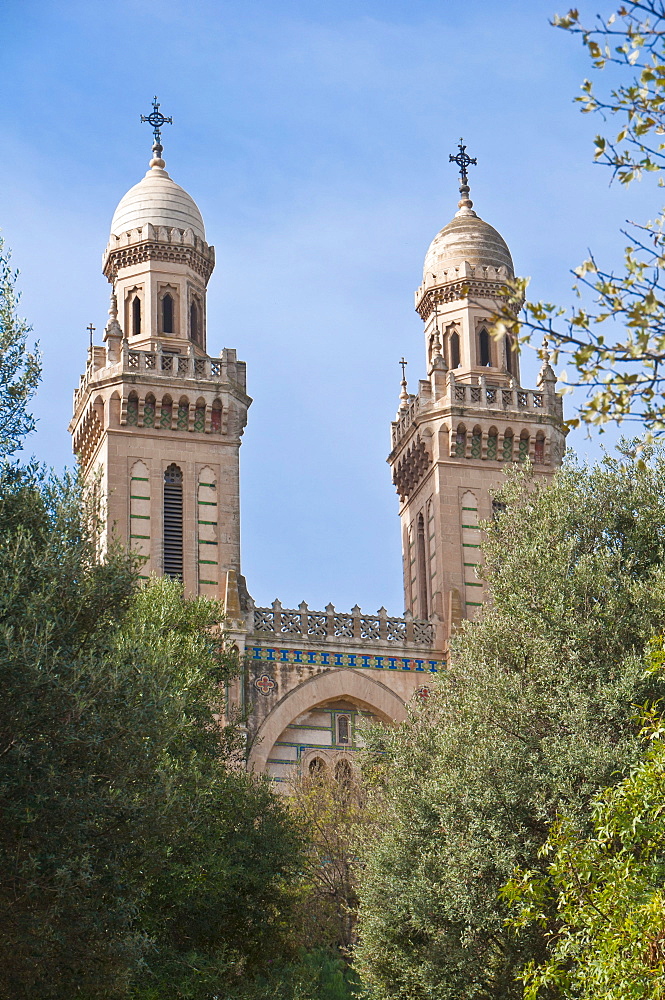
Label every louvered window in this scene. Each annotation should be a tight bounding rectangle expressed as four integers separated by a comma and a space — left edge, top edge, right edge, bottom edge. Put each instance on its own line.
163, 464, 183, 579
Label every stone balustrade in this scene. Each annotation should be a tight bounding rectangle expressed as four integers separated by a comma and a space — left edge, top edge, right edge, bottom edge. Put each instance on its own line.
392, 371, 556, 449
247, 600, 435, 647
74, 343, 244, 411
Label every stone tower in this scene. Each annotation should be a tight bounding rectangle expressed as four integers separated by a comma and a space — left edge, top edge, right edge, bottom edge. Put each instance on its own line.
69, 130, 251, 605
387, 163, 566, 645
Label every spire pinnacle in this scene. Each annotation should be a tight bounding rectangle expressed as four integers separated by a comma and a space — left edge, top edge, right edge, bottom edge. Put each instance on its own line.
399, 357, 409, 410
141, 96, 172, 169
449, 139, 477, 217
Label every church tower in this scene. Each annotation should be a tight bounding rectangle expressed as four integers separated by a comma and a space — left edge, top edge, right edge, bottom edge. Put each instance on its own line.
69, 102, 251, 604
388, 145, 566, 644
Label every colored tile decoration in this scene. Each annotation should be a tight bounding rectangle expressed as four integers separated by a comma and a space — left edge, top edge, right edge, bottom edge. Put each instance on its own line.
471, 432, 481, 459
177, 404, 189, 430
255, 673, 276, 695
194, 406, 205, 432
518, 436, 529, 461
416, 685, 431, 699
486, 434, 497, 459
250, 646, 443, 672
143, 399, 155, 427
502, 434, 513, 461
126, 397, 138, 426
160, 403, 172, 428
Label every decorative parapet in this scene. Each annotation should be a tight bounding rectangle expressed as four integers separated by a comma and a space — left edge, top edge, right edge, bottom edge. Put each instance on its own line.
246, 600, 435, 647
73, 343, 247, 412
391, 371, 561, 450
102, 223, 215, 284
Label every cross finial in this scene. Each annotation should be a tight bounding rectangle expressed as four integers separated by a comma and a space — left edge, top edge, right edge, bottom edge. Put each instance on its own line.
87, 322, 96, 349
399, 357, 408, 381
449, 139, 477, 185
141, 96, 172, 164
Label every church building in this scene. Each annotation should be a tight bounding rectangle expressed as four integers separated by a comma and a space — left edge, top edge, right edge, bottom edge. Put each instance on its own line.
69, 108, 565, 785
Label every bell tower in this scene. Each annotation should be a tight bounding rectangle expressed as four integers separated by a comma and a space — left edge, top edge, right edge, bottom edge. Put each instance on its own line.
387, 144, 566, 646
69, 101, 251, 605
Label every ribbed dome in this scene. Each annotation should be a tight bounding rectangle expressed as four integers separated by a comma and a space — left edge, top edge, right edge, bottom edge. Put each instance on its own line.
110, 164, 205, 240
424, 209, 513, 279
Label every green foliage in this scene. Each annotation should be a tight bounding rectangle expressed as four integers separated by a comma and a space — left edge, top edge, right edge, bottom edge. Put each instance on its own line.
504, 638, 665, 999
491, 3, 665, 434
288, 763, 369, 956
0, 462, 303, 1000
354, 448, 665, 1000
0, 236, 41, 455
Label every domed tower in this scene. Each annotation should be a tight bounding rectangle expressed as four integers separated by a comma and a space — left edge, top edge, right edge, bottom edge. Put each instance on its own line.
388, 144, 566, 645
69, 102, 251, 607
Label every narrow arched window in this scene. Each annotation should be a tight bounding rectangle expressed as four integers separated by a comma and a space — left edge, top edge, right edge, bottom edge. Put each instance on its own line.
479, 328, 491, 367
335, 759, 353, 787
337, 715, 350, 745
132, 296, 141, 337
163, 464, 183, 580
417, 512, 428, 618
519, 433, 530, 462
450, 330, 460, 369
486, 428, 498, 460
535, 434, 545, 463
455, 425, 467, 457
502, 431, 514, 462
190, 300, 200, 343
309, 757, 327, 776
126, 393, 139, 426
211, 403, 222, 434
471, 427, 482, 459
162, 294, 174, 334
505, 334, 513, 375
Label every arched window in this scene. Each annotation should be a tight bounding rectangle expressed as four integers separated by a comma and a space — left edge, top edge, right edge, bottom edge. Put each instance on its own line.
450, 330, 461, 369
309, 757, 327, 777
519, 432, 530, 462
335, 758, 353, 787
492, 499, 507, 519
455, 425, 467, 458
471, 426, 482, 459
486, 427, 498, 460
162, 293, 174, 334
502, 430, 514, 462
160, 398, 173, 429
535, 434, 545, 463
505, 334, 513, 375
479, 328, 491, 367
132, 296, 141, 337
143, 394, 155, 428
337, 715, 350, 745
126, 393, 139, 426
211, 403, 222, 434
163, 464, 183, 580
190, 300, 200, 343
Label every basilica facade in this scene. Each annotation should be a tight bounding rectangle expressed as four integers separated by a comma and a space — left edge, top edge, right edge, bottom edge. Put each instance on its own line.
69, 125, 565, 786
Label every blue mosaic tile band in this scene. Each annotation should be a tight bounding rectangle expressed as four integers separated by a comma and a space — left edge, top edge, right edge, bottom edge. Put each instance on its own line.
250, 645, 443, 672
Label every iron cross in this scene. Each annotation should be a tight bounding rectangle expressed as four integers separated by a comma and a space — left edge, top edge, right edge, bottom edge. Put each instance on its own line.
399, 357, 408, 380
449, 139, 477, 184
141, 96, 173, 146
87, 322, 95, 348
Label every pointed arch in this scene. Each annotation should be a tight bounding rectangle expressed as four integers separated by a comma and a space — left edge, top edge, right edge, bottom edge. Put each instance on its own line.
479, 327, 491, 367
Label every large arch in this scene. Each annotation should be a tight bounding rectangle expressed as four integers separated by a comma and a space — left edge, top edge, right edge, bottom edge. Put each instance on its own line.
247, 668, 408, 773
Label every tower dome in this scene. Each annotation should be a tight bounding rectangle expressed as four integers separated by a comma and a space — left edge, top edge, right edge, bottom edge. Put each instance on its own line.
423, 209, 513, 279
110, 163, 205, 241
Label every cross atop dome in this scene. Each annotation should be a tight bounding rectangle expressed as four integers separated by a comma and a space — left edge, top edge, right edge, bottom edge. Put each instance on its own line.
449, 139, 477, 216
449, 139, 477, 185
141, 96, 173, 168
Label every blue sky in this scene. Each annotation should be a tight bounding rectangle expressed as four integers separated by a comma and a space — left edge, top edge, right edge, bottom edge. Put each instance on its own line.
0, 0, 659, 613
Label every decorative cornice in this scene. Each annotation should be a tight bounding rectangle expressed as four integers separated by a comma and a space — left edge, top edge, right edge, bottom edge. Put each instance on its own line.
416, 279, 518, 320
103, 240, 215, 284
